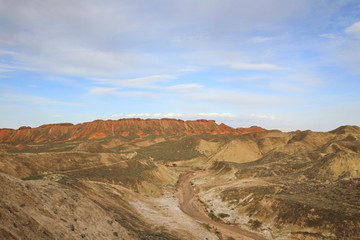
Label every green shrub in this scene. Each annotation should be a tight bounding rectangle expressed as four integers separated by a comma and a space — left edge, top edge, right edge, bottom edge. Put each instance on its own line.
57, 175, 69, 184
208, 210, 219, 220
22, 174, 47, 181
218, 213, 230, 218
248, 219, 262, 229
202, 223, 211, 230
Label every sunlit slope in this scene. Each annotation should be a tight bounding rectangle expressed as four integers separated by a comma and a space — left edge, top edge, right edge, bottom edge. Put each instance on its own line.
197, 126, 360, 239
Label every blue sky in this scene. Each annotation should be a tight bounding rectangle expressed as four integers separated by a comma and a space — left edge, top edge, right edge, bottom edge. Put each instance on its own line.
0, 0, 360, 131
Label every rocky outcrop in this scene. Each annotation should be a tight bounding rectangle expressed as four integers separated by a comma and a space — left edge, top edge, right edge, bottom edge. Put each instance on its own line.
236, 125, 267, 134
0, 118, 266, 143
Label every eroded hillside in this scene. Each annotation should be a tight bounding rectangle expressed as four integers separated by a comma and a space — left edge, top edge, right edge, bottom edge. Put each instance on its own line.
0, 120, 359, 240
194, 126, 360, 239
0, 118, 265, 144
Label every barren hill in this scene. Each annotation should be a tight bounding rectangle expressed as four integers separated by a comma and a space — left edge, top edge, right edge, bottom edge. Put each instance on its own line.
0, 120, 359, 240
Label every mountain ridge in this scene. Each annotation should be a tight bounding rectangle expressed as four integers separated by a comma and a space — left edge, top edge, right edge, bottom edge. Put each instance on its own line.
0, 118, 266, 143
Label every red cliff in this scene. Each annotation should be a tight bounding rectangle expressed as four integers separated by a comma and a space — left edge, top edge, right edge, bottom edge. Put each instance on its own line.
0, 118, 266, 143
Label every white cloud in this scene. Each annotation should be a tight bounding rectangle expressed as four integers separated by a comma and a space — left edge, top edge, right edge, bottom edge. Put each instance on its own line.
89, 87, 158, 99
219, 61, 285, 70
197, 113, 237, 118
178, 66, 205, 72
94, 74, 176, 88
0, 64, 14, 73
323, 33, 360, 74
220, 76, 263, 82
16, 46, 155, 77
92, 78, 202, 93
0, 62, 34, 72
0, 93, 83, 106
345, 21, 360, 38
45, 76, 79, 86
90, 87, 118, 95
0, 0, 318, 80
165, 83, 203, 92
319, 33, 338, 39
0, 68, 11, 73
182, 89, 290, 108
251, 36, 275, 43
265, 81, 306, 92
118, 91, 159, 98
52, 115, 64, 118
248, 113, 278, 120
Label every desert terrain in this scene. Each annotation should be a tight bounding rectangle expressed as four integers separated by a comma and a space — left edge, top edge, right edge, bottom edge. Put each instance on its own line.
0, 119, 359, 240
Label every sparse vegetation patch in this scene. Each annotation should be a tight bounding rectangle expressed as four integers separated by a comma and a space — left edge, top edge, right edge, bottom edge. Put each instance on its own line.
218, 213, 230, 218
207, 210, 219, 220
248, 219, 262, 229
202, 223, 211, 230
57, 175, 69, 184
22, 174, 47, 181
135, 136, 201, 161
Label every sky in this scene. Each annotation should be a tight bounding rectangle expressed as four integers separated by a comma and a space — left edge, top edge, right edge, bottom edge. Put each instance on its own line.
0, 0, 360, 131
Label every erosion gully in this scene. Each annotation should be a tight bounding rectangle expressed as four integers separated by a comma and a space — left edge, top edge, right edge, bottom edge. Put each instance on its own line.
176, 171, 267, 240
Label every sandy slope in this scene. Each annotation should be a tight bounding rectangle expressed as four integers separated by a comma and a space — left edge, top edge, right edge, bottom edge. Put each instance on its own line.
129, 184, 218, 240
176, 171, 267, 240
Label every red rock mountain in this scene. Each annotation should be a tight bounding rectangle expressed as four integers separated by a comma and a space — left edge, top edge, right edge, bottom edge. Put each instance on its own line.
0, 118, 265, 143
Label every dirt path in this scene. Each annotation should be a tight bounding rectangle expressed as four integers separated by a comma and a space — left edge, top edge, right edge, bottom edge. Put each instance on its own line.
176, 171, 267, 240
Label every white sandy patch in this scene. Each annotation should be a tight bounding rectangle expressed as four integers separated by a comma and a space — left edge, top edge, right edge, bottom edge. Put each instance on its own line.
129, 185, 217, 240
195, 177, 275, 239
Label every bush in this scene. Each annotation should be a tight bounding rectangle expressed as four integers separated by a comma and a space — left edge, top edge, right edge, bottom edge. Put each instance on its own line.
208, 210, 219, 220
22, 174, 47, 181
248, 219, 262, 229
57, 175, 69, 184
202, 223, 211, 230
218, 213, 230, 218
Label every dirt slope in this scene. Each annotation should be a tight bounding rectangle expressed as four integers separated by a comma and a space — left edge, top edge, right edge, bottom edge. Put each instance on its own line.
176, 171, 267, 240
0, 173, 134, 240
194, 126, 360, 239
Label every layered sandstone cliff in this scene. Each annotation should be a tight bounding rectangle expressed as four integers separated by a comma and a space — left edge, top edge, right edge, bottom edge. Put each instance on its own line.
0, 118, 265, 143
